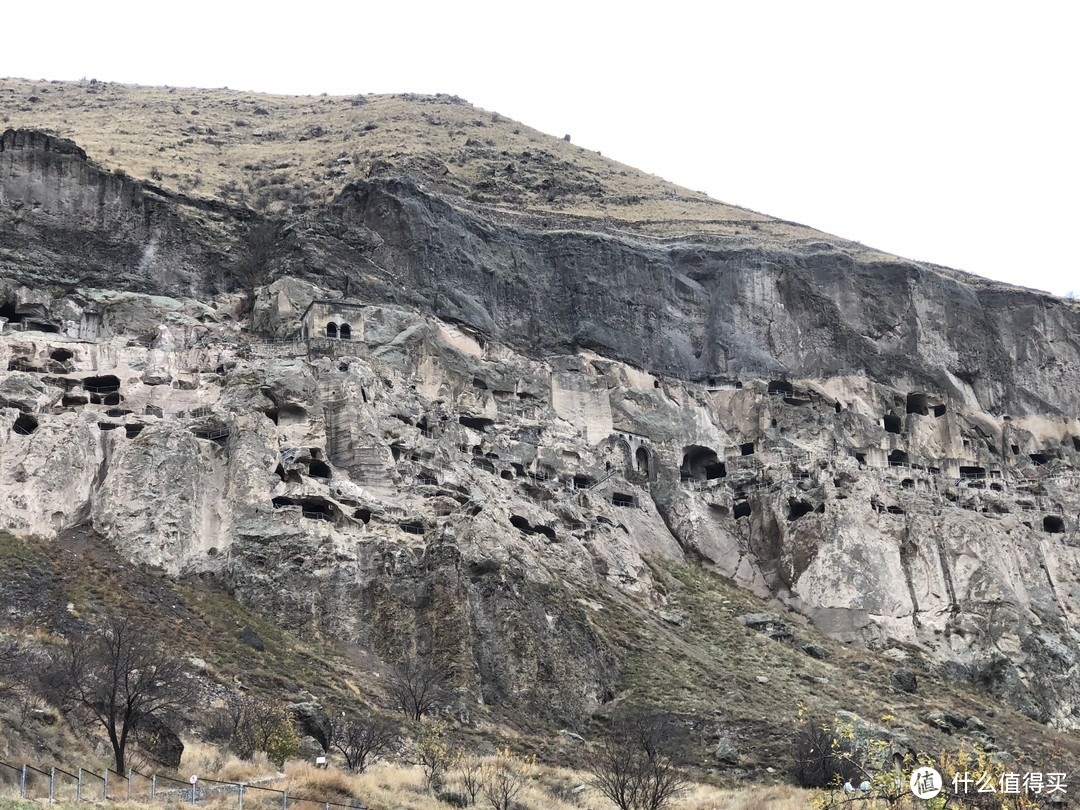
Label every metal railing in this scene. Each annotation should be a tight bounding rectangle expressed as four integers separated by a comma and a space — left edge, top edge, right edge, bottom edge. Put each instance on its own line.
0, 759, 364, 809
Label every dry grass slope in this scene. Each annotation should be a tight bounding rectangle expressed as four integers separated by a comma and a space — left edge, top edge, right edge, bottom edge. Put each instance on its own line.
0, 76, 898, 262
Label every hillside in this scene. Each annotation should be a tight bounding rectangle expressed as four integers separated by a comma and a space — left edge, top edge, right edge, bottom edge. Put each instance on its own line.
1, 77, 1079, 805
0, 76, 896, 253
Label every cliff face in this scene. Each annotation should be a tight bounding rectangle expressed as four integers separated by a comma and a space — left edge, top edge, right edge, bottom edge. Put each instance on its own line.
3, 127, 1080, 735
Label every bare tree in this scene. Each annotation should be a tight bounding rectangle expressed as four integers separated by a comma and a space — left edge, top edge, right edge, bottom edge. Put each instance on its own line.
44, 616, 192, 773
328, 712, 399, 772
456, 754, 484, 806
386, 654, 446, 721
585, 711, 689, 810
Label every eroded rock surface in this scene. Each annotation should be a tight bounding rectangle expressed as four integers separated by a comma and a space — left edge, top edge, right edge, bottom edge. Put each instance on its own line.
2, 128, 1080, 729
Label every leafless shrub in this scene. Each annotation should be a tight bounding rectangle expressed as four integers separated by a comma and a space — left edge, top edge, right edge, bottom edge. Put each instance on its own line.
328, 712, 399, 772
386, 654, 446, 721
585, 710, 689, 810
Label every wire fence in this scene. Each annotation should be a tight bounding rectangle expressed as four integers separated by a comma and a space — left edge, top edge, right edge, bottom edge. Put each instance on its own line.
0, 760, 366, 809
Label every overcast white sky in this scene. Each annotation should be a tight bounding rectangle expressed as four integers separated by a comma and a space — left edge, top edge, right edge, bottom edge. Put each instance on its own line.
2, 1, 1076, 295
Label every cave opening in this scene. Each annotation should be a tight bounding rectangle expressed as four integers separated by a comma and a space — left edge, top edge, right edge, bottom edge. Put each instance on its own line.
740, 442, 755, 456
767, 380, 793, 396
12, 413, 38, 435
681, 445, 720, 481
901, 478, 915, 489
787, 499, 814, 520
635, 446, 650, 474
273, 496, 336, 521
1030, 453, 1051, 466
279, 405, 308, 426
1044, 515, 1066, 534
82, 375, 121, 392
1073, 437, 1080, 452
510, 515, 532, 534
959, 466, 986, 479
417, 471, 438, 486
400, 521, 425, 535
573, 474, 596, 490
50, 348, 74, 362
471, 457, 496, 474
534, 524, 557, 541
0, 301, 25, 325
62, 394, 88, 408
883, 413, 902, 434
501, 470, 514, 480
933, 404, 947, 417
906, 393, 930, 416
705, 461, 726, 480
888, 450, 909, 466
354, 508, 372, 524
125, 424, 145, 439
612, 492, 636, 508
459, 415, 495, 431
733, 500, 751, 519
1011, 444, 1020, 454
308, 460, 332, 479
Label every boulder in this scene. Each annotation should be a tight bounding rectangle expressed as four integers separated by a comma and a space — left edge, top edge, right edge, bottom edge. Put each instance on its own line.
891, 668, 917, 693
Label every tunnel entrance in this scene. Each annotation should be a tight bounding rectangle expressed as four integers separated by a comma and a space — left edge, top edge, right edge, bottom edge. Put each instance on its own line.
767, 380, 793, 396
82, 375, 121, 392
635, 446, 650, 474
12, 414, 38, 435
906, 393, 930, 416
681, 445, 722, 481
787, 499, 814, 520
272, 496, 336, 521
308, 459, 332, 479
1044, 515, 1066, 534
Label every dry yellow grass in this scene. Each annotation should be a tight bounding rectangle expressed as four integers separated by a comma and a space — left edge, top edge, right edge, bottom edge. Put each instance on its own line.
180, 740, 277, 785
166, 753, 820, 810
0, 75, 893, 262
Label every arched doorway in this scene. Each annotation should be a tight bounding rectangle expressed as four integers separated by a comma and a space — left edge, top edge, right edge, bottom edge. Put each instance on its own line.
635, 446, 649, 474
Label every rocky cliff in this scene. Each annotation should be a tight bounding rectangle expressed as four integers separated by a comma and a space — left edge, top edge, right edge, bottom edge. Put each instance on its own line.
2, 109, 1080, 748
